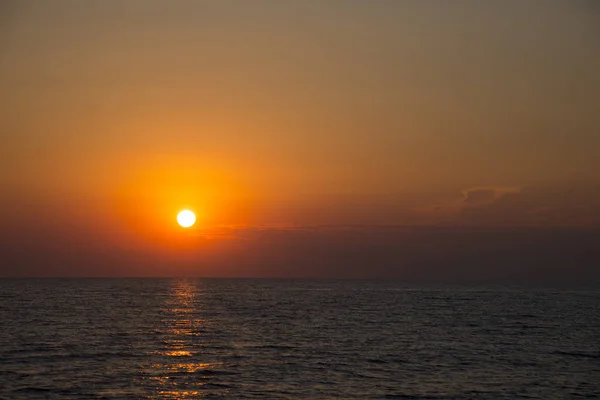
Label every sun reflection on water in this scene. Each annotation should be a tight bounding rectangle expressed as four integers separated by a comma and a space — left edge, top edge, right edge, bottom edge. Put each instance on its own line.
142, 280, 223, 399
157, 391, 203, 399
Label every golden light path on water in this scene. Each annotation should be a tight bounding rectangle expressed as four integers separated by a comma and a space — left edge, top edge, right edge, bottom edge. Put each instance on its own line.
144, 280, 221, 399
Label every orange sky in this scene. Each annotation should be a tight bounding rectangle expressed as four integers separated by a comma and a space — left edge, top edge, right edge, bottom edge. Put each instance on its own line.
1, 1, 600, 278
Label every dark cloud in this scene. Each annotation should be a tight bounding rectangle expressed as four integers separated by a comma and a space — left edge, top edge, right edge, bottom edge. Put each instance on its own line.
2, 223, 599, 284
2, 182, 600, 281
460, 183, 600, 227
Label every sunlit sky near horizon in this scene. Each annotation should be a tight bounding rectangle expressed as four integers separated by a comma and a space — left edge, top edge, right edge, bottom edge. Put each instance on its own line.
1, 1, 599, 279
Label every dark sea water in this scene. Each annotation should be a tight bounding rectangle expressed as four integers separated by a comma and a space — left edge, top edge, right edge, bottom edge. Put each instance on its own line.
0, 279, 598, 399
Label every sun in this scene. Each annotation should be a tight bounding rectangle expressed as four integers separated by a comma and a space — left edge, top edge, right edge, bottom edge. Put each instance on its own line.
177, 210, 196, 228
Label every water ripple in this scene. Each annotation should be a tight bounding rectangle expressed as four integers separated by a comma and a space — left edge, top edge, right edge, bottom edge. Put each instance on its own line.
0, 279, 598, 399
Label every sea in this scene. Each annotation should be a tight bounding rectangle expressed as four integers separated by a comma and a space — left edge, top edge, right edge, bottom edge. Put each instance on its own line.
0, 279, 598, 399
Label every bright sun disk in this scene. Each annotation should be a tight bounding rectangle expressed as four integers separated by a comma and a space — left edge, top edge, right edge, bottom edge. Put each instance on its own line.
177, 210, 196, 228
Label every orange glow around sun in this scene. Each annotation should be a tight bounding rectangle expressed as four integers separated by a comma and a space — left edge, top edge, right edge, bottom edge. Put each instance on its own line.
110, 155, 256, 251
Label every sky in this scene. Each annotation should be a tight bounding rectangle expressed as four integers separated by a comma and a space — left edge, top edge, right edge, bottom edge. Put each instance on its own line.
1, 0, 600, 280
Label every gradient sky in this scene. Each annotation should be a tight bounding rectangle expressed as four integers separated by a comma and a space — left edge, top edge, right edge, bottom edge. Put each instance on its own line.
1, 1, 599, 279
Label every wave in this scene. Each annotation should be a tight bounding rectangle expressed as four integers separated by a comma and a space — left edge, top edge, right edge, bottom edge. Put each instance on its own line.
553, 350, 600, 359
